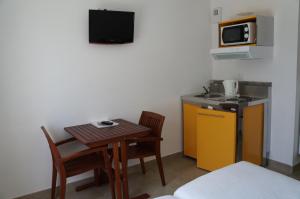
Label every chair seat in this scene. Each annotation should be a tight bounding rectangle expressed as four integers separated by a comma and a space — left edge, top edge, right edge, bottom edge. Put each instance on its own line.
127, 145, 155, 159
65, 153, 105, 177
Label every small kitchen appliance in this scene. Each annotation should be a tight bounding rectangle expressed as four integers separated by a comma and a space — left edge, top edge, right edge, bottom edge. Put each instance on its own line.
220, 22, 256, 46
223, 80, 239, 97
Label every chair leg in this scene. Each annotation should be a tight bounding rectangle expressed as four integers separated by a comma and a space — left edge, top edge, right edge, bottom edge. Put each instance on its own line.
59, 175, 67, 199
139, 158, 146, 174
51, 165, 57, 199
155, 154, 166, 186
107, 166, 116, 199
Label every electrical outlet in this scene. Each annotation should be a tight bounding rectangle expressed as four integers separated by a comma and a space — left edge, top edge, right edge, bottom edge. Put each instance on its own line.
212, 7, 222, 24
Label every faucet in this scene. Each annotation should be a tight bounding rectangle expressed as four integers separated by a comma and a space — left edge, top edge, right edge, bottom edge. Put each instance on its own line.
203, 86, 209, 95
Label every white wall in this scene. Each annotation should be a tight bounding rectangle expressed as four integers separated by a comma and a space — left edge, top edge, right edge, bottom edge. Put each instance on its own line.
210, 0, 300, 166
0, 0, 211, 198
296, 2, 300, 164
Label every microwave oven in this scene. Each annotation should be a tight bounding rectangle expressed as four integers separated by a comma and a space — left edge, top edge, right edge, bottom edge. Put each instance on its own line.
220, 22, 256, 46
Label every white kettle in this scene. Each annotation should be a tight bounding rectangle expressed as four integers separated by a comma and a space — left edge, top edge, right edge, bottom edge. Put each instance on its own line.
223, 80, 239, 97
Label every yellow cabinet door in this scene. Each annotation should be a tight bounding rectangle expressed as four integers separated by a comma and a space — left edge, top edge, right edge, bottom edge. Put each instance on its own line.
197, 108, 236, 171
242, 104, 264, 165
183, 103, 199, 158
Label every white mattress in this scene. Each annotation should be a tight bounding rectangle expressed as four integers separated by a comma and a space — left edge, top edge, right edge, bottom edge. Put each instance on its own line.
174, 161, 300, 199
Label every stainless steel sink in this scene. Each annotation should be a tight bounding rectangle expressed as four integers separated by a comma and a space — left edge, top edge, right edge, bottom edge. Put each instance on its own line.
194, 94, 262, 103
194, 94, 223, 98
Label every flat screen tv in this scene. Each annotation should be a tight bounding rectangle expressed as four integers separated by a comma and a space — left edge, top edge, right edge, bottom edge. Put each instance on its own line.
89, 9, 135, 44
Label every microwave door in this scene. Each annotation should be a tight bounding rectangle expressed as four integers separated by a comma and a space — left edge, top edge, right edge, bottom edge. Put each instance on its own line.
222, 26, 244, 46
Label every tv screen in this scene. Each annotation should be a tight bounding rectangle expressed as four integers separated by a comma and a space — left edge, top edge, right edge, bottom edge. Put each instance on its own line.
89, 10, 135, 44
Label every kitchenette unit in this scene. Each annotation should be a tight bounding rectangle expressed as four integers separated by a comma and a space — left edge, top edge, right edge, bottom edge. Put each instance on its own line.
182, 80, 271, 171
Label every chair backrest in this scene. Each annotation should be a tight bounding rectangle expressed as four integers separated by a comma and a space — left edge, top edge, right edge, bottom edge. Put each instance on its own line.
139, 111, 165, 137
41, 126, 62, 168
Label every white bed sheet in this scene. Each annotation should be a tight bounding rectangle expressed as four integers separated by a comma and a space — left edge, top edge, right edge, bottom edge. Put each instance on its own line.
174, 161, 300, 199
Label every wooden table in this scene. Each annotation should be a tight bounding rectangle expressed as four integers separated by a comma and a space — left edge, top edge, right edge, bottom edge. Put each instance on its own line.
64, 119, 151, 199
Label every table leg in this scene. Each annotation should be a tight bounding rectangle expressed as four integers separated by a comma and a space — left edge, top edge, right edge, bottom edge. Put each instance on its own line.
120, 141, 150, 199
75, 169, 102, 191
75, 182, 97, 192
75, 156, 109, 192
113, 142, 123, 199
121, 141, 129, 199
94, 169, 100, 186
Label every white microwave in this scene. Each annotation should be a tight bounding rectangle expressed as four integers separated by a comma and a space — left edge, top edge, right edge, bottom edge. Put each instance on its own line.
220, 22, 257, 46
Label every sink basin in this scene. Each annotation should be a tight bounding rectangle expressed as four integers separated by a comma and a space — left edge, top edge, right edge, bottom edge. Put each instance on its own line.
194, 94, 222, 98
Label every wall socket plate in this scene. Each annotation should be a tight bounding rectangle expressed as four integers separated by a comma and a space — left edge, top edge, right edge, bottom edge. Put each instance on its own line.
212, 7, 222, 24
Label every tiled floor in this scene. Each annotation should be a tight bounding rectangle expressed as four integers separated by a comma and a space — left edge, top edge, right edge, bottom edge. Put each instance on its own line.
17, 153, 300, 199
17, 153, 207, 199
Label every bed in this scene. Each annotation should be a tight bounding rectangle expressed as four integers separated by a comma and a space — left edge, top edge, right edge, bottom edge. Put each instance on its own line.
155, 161, 300, 199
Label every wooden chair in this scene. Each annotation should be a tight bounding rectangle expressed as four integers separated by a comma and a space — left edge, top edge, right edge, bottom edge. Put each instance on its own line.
123, 111, 166, 186
41, 126, 115, 199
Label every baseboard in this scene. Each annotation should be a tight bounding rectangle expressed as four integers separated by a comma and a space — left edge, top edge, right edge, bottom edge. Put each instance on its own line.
292, 161, 300, 172
267, 159, 300, 175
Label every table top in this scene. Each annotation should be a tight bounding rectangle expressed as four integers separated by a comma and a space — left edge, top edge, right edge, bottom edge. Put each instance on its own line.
64, 119, 151, 148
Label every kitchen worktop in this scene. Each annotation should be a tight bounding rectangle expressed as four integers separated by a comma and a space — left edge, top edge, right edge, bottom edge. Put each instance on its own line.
182, 80, 271, 109
181, 93, 269, 108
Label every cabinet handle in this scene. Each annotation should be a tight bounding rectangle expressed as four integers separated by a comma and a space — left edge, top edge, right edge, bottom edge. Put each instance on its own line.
198, 113, 225, 118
